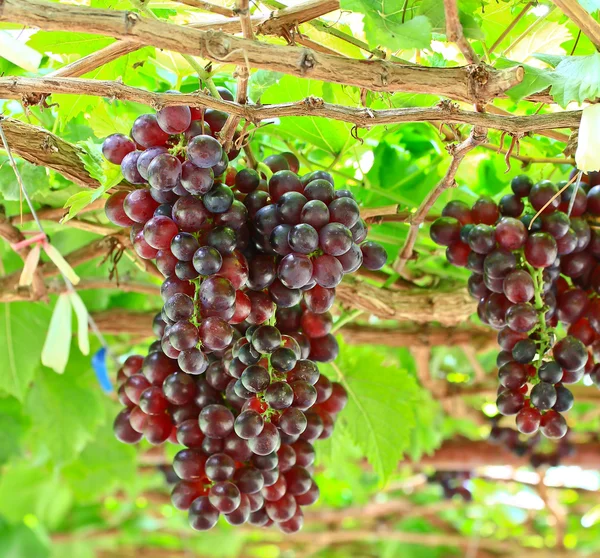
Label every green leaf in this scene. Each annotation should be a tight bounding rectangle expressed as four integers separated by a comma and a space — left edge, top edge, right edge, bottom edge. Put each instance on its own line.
531, 53, 566, 68
0, 461, 72, 529
68, 292, 90, 356
505, 21, 571, 63
341, 0, 432, 50
248, 70, 284, 103
0, 158, 48, 201
0, 302, 52, 400
0, 397, 29, 465
25, 353, 105, 463
548, 53, 600, 107
41, 294, 72, 374
261, 76, 353, 155
62, 419, 137, 501
496, 58, 553, 102
28, 32, 113, 56
323, 340, 424, 483
0, 520, 49, 558
63, 139, 122, 220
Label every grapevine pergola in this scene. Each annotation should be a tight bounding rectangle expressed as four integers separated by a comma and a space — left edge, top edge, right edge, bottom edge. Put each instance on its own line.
1, 0, 600, 556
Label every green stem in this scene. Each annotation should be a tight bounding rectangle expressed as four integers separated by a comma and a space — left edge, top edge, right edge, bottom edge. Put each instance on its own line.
330, 309, 363, 334
527, 264, 554, 371
257, 162, 273, 181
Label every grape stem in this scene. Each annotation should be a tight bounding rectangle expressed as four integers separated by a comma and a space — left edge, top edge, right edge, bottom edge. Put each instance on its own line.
527, 264, 554, 371
330, 309, 363, 334
256, 162, 273, 181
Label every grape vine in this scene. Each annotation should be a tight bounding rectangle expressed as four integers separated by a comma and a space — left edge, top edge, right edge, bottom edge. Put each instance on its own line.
107, 89, 387, 533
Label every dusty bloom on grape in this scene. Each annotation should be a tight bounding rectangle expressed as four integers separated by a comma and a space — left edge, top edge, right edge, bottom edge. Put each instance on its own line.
575, 104, 600, 172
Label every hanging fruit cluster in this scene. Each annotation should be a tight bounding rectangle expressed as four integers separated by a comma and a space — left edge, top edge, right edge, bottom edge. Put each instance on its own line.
431, 172, 600, 439
106, 91, 387, 533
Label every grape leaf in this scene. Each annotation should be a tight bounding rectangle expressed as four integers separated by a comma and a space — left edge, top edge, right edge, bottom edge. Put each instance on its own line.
0, 520, 49, 558
261, 76, 353, 155
0, 397, 29, 465
506, 21, 571, 63
25, 352, 105, 464
63, 139, 122, 221
62, 418, 136, 501
531, 53, 565, 68
0, 461, 72, 529
248, 70, 284, 103
496, 58, 553, 102
28, 32, 113, 57
341, 0, 432, 50
548, 53, 600, 108
0, 302, 52, 401
41, 294, 72, 374
0, 159, 48, 201
322, 340, 424, 483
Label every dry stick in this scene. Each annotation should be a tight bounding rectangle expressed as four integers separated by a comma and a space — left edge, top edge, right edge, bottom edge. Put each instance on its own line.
394, 127, 487, 275
172, 0, 236, 17
479, 142, 574, 165
259, 0, 406, 63
43, 1, 338, 79
0, 77, 583, 135
488, 2, 535, 54
256, 0, 340, 35
219, 0, 254, 148
528, 172, 577, 229
550, 0, 600, 50
0, 0, 523, 102
0, 120, 118, 364
444, 0, 479, 64
485, 104, 570, 143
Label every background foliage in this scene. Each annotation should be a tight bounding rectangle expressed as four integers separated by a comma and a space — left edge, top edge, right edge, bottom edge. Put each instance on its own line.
0, 0, 599, 556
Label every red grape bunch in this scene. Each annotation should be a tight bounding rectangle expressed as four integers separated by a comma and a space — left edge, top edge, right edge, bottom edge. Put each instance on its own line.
428, 471, 472, 502
489, 417, 575, 468
431, 172, 600, 439
105, 88, 387, 534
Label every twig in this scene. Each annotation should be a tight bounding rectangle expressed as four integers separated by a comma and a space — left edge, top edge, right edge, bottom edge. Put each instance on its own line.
488, 2, 534, 54
394, 126, 487, 274
0, 77, 583, 135
444, 0, 479, 64
173, 0, 236, 16
219, 0, 254, 148
550, 0, 600, 50
0, 0, 523, 102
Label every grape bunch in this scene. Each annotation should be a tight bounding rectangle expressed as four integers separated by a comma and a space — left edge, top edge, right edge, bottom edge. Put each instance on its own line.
105, 91, 387, 533
428, 471, 472, 502
489, 418, 575, 468
431, 172, 600, 439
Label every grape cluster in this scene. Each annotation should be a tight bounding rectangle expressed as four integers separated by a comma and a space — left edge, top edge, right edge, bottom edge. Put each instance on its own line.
106, 92, 387, 533
428, 471, 472, 502
431, 172, 600, 439
489, 419, 575, 468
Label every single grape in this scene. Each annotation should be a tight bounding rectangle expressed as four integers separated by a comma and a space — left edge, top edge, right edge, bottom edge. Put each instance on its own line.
515, 407, 540, 434
531, 382, 557, 410
131, 114, 170, 148
103, 133, 136, 165
188, 135, 223, 169
199, 404, 234, 438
